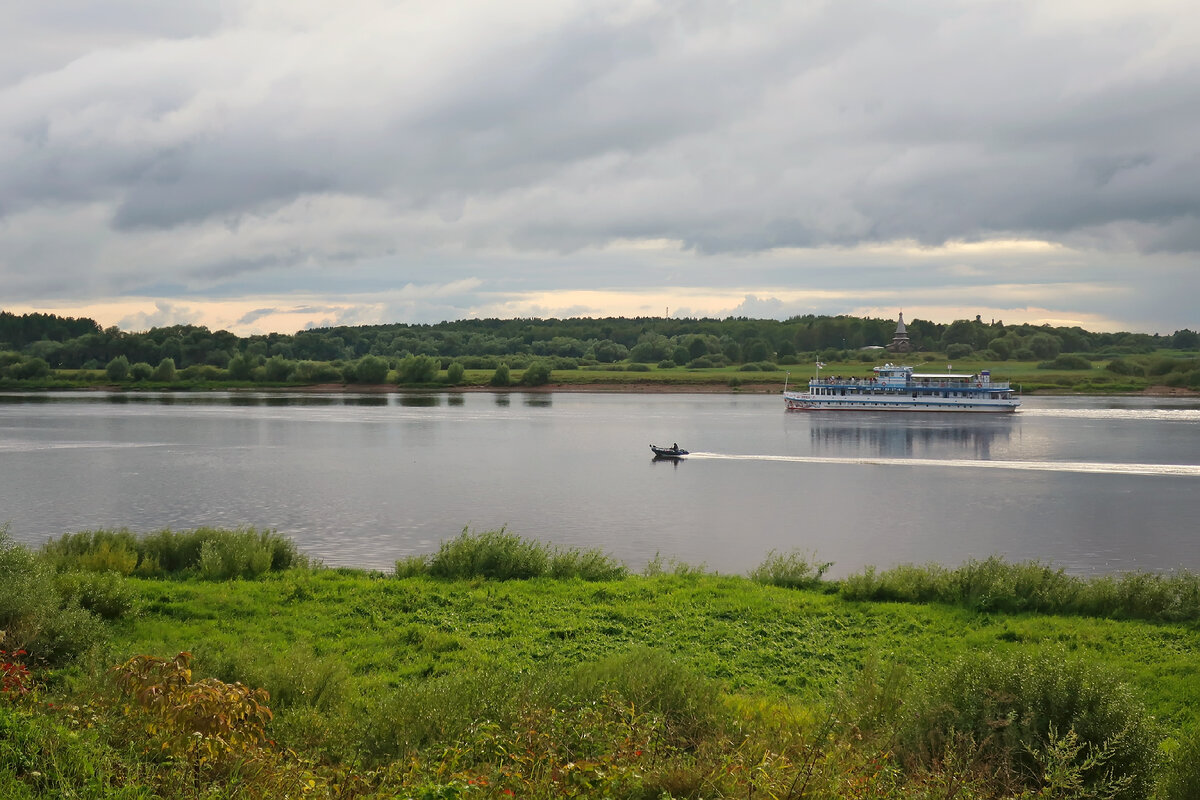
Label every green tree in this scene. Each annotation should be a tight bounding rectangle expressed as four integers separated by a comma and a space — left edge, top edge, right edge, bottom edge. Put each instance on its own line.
591, 340, 628, 363
490, 363, 511, 387
987, 337, 1012, 360
520, 360, 552, 386
353, 355, 389, 384
264, 355, 294, 382
397, 355, 439, 384
743, 339, 771, 362
105, 355, 130, 381
129, 361, 154, 381
1173, 329, 1200, 350
151, 357, 177, 382
9, 357, 50, 380
1027, 333, 1062, 360
446, 362, 465, 384
226, 353, 255, 380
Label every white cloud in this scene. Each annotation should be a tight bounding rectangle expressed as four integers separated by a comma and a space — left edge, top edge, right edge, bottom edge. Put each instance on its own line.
1, 0, 1197, 333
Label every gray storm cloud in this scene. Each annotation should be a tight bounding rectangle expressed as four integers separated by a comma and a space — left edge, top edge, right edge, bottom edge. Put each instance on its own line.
0, 0, 1197, 330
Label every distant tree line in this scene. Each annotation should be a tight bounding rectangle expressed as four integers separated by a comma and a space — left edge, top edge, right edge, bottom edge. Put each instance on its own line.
1, 310, 1196, 386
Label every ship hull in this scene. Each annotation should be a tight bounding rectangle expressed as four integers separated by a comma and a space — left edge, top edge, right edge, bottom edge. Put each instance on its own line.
783, 392, 1018, 413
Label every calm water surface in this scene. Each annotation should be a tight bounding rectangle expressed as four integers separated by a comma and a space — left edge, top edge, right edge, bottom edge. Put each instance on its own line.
2, 391, 1198, 576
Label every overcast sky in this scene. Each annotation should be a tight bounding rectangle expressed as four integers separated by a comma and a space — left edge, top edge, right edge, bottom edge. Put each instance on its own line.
2, 1, 1197, 335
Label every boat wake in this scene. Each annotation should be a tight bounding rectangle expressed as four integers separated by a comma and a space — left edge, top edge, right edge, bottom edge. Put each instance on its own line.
1020, 408, 1200, 422
686, 452, 1200, 477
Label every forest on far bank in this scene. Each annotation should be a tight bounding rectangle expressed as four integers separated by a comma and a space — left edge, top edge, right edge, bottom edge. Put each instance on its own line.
2, 310, 1198, 390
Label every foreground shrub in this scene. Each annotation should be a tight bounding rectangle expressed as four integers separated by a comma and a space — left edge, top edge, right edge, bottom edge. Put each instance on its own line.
572, 648, 726, 748
901, 649, 1159, 800
749, 549, 832, 589
43, 527, 305, 579
195, 643, 348, 713
54, 571, 136, 620
421, 528, 626, 581
428, 528, 548, 580
113, 652, 274, 778
1161, 725, 1200, 800
1, 528, 65, 648
839, 557, 1200, 621
1, 528, 105, 662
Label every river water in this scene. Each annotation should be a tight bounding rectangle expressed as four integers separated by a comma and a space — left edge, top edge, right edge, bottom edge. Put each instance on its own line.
2, 391, 1198, 576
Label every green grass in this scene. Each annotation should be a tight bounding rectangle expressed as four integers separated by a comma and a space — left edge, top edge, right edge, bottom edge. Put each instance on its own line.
98, 569, 1200, 731
8, 529, 1200, 797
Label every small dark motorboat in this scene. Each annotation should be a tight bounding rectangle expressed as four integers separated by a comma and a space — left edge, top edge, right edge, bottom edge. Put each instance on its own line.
650, 444, 688, 458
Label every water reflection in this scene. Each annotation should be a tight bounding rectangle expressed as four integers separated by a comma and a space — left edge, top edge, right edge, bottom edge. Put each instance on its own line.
447, 395, 465, 406
398, 395, 440, 407
651, 455, 685, 469
523, 394, 552, 407
494, 394, 510, 407
808, 416, 1013, 459
343, 396, 388, 407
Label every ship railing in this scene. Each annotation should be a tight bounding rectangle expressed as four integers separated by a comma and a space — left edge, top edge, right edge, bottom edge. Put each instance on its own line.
806, 378, 1012, 390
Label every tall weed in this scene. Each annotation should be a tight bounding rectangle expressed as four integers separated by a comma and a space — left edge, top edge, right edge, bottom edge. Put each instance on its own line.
421, 527, 626, 581
749, 549, 832, 589
839, 557, 1200, 622
900, 648, 1159, 800
1160, 725, 1200, 800
43, 527, 306, 579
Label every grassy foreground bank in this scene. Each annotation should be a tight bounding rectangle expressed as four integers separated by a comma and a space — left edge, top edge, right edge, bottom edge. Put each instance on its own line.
3, 527, 1200, 798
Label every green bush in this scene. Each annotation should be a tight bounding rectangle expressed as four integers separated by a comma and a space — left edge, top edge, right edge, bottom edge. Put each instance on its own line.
686, 356, 714, 368
445, 362, 465, 384
626, 362, 650, 372
901, 649, 1159, 800
1161, 725, 1200, 800
548, 548, 627, 581
656, 359, 677, 369
196, 643, 349, 712
520, 360, 552, 385
151, 357, 177, 382
425, 528, 625, 581
289, 360, 343, 383
264, 355, 294, 382
30, 602, 105, 664
353, 355, 389, 384
945, 343, 973, 359
395, 355, 439, 384
489, 363, 511, 387
749, 550, 832, 589
226, 354, 255, 380
43, 532, 139, 575
54, 571, 136, 620
178, 364, 224, 381
8, 357, 51, 380
0, 527, 61, 651
394, 554, 429, 577
428, 528, 548, 580
105, 355, 130, 381
571, 648, 726, 748
1038, 354, 1092, 370
45, 527, 305, 579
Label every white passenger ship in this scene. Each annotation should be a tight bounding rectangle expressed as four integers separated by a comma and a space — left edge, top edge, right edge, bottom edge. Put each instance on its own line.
783, 363, 1020, 413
